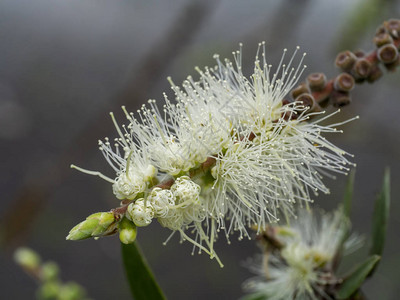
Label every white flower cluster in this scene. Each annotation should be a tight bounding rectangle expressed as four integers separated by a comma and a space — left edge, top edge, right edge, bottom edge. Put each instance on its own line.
126, 176, 204, 230
72, 43, 353, 265
243, 209, 362, 299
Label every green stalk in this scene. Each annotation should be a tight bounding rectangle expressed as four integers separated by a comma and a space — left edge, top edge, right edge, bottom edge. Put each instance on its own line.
121, 242, 166, 300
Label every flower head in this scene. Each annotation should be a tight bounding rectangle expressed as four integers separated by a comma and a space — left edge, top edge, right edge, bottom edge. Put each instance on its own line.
69, 43, 353, 266
243, 209, 362, 300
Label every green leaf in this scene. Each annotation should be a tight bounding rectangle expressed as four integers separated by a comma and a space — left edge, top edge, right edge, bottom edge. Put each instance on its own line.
331, 170, 355, 272
370, 168, 390, 257
337, 255, 380, 299
343, 169, 355, 219
121, 242, 166, 300
240, 293, 266, 300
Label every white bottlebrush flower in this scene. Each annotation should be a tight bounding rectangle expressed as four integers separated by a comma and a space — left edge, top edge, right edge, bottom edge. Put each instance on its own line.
70, 43, 354, 266
243, 209, 362, 300
196, 44, 354, 243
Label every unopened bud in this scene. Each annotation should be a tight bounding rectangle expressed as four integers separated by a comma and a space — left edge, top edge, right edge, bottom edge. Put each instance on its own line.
377, 44, 399, 64
330, 90, 351, 107
59, 282, 87, 300
334, 73, 355, 92
373, 32, 393, 47
335, 51, 357, 71
14, 247, 41, 271
41, 261, 60, 281
171, 176, 201, 205
148, 187, 175, 217
353, 58, 371, 79
66, 212, 117, 240
384, 19, 400, 39
306, 73, 326, 91
36, 281, 61, 299
119, 217, 137, 244
128, 199, 154, 227
291, 83, 309, 99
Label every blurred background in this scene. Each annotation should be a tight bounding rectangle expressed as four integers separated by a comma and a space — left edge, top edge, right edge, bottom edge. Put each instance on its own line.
1, 0, 400, 299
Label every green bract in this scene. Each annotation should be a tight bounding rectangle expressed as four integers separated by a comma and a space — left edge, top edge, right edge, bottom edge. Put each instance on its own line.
66, 212, 117, 240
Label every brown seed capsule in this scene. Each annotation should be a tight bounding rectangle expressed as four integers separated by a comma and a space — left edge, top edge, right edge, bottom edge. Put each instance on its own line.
296, 93, 313, 108
367, 65, 383, 83
375, 25, 386, 36
306, 73, 327, 91
384, 19, 400, 39
334, 73, 355, 92
373, 32, 393, 47
354, 50, 366, 58
377, 44, 399, 64
295, 93, 320, 112
281, 110, 298, 121
291, 83, 310, 100
335, 51, 357, 71
330, 90, 351, 107
384, 55, 400, 72
353, 58, 371, 78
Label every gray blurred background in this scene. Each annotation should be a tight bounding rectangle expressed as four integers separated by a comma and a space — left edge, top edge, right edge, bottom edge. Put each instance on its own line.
1, 0, 400, 299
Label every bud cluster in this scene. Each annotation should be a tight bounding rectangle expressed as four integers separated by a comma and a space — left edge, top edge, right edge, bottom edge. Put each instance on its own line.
14, 248, 89, 300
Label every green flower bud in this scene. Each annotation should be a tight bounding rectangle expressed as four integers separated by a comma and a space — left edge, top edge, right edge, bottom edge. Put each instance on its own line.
88, 212, 116, 236
41, 261, 60, 281
14, 247, 41, 271
59, 282, 87, 300
66, 212, 117, 241
119, 217, 137, 244
36, 281, 61, 300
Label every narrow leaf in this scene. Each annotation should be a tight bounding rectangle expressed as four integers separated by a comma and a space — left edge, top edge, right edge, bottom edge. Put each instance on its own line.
343, 169, 355, 219
241, 293, 266, 300
331, 170, 356, 272
337, 255, 380, 299
121, 242, 166, 300
370, 168, 390, 257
